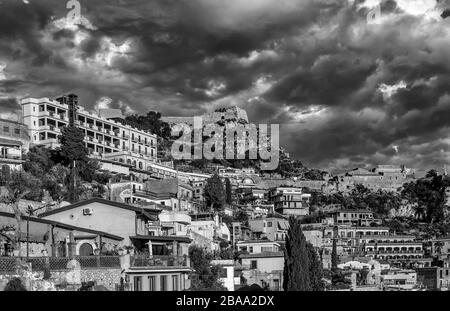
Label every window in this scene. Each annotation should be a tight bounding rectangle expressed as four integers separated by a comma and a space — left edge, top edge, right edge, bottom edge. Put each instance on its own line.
250, 260, 257, 269
268, 222, 273, 227
3, 126, 9, 133
148, 276, 156, 291
133, 276, 142, 291
273, 279, 280, 291
249, 246, 253, 253
14, 128, 20, 135
172, 275, 179, 291
160, 275, 167, 291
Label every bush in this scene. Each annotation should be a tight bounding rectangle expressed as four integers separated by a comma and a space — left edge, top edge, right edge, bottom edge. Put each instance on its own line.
4, 278, 27, 291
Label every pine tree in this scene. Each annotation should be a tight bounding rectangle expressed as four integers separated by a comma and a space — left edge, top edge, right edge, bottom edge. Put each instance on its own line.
283, 217, 311, 291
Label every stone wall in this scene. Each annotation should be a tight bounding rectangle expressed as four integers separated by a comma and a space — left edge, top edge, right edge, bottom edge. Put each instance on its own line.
80, 268, 122, 291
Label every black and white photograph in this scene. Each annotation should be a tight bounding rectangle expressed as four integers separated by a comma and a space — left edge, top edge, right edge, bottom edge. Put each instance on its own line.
0, 0, 450, 299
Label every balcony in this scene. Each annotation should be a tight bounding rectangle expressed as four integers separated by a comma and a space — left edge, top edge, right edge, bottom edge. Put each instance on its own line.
38, 110, 49, 117
130, 255, 189, 268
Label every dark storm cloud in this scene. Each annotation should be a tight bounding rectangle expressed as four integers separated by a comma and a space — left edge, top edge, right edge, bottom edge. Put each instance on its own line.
1, 0, 450, 171
0, 97, 19, 111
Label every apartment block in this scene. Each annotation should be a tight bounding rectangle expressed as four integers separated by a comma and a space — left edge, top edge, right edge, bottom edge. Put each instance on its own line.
20, 96, 157, 173
268, 187, 311, 217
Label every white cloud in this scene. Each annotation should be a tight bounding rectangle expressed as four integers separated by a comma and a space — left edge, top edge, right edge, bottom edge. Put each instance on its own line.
378, 81, 407, 100
0, 62, 6, 80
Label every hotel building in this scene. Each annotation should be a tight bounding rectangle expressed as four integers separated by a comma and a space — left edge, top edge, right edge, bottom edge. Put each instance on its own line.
20, 96, 157, 174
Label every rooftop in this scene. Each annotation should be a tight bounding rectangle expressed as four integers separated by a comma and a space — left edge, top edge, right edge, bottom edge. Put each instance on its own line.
0, 211, 123, 241
38, 198, 161, 220
240, 251, 284, 259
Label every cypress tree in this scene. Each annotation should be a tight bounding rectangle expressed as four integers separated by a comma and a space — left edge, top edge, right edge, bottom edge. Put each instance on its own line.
283, 217, 311, 291
331, 238, 339, 270
204, 174, 226, 212
225, 178, 232, 204
306, 242, 325, 291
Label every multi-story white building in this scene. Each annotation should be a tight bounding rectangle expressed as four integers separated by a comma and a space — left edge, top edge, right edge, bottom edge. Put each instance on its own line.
20, 96, 157, 174
268, 187, 311, 217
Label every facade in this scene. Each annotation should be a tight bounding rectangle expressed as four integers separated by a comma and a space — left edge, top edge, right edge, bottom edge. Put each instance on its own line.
0, 119, 30, 170
324, 209, 380, 227
211, 259, 236, 291
20, 96, 157, 174
360, 235, 424, 261
381, 270, 417, 290
417, 265, 450, 290
429, 237, 450, 260
268, 187, 311, 217
189, 217, 231, 243
239, 252, 284, 291
38, 198, 160, 247
336, 165, 414, 193
125, 266, 192, 291
247, 217, 289, 242
236, 241, 280, 254
157, 210, 192, 236
0, 211, 123, 257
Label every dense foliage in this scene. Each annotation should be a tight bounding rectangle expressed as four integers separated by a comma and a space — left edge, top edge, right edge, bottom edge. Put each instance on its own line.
283, 217, 324, 291
188, 245, 227, 291
204, 174, 225, 212
401, 170, 450, 223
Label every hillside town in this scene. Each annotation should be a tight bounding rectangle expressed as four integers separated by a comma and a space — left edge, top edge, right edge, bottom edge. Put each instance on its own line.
1, 94, 450, 291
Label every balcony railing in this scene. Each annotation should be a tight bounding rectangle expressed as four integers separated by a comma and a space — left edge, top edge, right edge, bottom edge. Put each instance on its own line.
130, 255, 188, 268
0, 256, 121, 273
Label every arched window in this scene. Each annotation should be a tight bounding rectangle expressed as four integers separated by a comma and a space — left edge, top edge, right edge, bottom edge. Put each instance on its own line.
79, 243, 94, 256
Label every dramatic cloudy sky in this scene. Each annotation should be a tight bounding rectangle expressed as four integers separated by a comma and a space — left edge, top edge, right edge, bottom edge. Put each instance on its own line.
1, 0, 450, 173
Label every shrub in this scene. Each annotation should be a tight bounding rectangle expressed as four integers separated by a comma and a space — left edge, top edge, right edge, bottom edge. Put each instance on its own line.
4, 278, 27, 291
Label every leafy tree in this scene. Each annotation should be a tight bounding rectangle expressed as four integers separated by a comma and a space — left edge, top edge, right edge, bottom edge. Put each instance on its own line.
188, 245, 227, 291
125, 111, 171, 139
204, 174, 225, 212
225, 178, 232, 204
0, 170, 43, 257
23, 146, 54, 176
283, 217, 310, 291
304, 169, 325, 181
401, 171, 450, 223
235, 209, 249, 225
